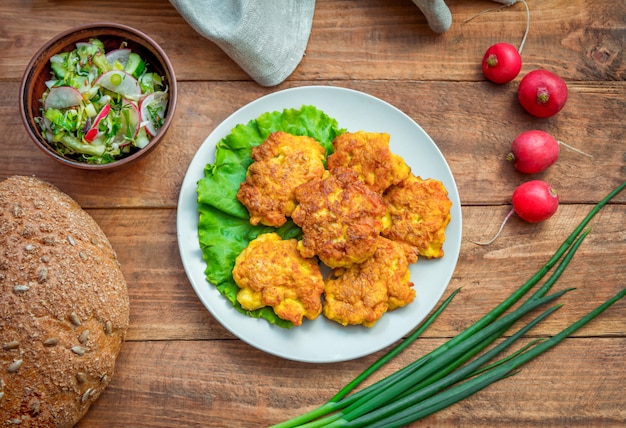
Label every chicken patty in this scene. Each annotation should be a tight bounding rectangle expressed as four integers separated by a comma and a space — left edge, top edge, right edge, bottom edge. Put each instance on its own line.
327, 131, 411, 194
323, 237, 418, 327
232, 233, 324, 326
237, 131, 327, 227
291, 168, 387, 269
383, 174, 452, 259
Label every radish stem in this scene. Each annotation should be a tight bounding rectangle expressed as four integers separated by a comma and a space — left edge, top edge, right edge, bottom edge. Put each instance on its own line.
464, 0, 530, 54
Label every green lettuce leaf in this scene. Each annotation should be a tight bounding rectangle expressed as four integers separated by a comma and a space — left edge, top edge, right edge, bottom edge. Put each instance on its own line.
196, 105, 345, 328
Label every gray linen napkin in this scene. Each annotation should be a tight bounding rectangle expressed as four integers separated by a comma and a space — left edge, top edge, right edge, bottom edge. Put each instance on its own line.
413, 0, 519, 33
169, 0, 316, 87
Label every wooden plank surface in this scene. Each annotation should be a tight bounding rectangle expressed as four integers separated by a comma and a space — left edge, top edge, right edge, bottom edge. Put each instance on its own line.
1, 0, 625, 426
2, 80, 625, 206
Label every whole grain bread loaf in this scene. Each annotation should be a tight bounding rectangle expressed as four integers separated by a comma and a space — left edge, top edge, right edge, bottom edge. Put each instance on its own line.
0, 176, 129, 427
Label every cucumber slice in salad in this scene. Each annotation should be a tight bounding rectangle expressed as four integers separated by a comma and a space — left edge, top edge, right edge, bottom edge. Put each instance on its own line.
50, 52, 70, 79
105, 50, 145, 77
124, 52, 146, 78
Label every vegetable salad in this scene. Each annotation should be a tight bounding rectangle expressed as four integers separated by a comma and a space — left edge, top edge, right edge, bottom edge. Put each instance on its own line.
36, 38, 168, 164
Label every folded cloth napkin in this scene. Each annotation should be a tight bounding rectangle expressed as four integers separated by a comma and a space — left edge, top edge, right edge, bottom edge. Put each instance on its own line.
170, 0, 316, 87
412, 0, 519, 33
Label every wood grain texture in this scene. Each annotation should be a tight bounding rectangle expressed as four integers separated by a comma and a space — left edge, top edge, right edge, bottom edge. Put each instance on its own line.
1, 0, 625, 426
1, 80, 624, 206
1, 0, 624, 82
75, 338, 626, 427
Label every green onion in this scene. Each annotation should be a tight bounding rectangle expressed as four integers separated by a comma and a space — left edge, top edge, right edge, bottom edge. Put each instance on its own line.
332, 287, 462, 402
272, 180, 625, 428
272, 289, 460, 428
360, 287, 626, 428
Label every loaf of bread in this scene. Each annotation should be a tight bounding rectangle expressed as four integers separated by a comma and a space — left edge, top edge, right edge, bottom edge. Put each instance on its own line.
0, 176, 129, 427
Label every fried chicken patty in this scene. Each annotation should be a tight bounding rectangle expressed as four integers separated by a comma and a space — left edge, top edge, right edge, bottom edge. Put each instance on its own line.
232, 233, 324, 326
327, 131, 411, 194
291, 168, 387, 269
237, 131, 327, 227
323, 237, 418, 327
383, 174, 452, 259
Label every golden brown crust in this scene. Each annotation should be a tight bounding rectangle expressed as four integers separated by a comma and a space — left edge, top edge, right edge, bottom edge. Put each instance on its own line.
323, 237, 417, 327
232, 233, 324, 326
0, 176, 129, 427
383, 174, 452, 259
292, 168, 387, 269
230, 131, 452, 327
327, 131, 411, 194
236, 131, 327, 227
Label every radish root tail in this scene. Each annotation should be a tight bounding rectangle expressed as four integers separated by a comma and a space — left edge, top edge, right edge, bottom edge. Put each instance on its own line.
469, 208, 516, 246
518, 0, 530, 55
558, 140, 593, 158
463, 0, 530, 55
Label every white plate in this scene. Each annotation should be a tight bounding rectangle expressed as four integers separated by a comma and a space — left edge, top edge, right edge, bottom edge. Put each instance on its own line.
177, 86, 462, 363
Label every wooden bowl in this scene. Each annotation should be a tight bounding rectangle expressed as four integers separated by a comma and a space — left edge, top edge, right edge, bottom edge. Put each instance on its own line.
19, 22, 177, 170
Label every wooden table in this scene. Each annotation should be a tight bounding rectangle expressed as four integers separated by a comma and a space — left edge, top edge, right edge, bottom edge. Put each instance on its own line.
2, 1, 625, 426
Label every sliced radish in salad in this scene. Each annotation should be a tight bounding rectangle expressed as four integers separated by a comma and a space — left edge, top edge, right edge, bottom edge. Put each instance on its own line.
96, 70, 142, 98
44, 86, 83, 110
84, 103, 111, 143
140, 91, 168, 136
84, 128, 99, 143
106, 48, 131, 68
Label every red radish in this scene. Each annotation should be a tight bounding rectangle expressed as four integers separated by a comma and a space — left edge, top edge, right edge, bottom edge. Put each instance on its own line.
84, 128, 98, 143
474, 0, 529, 84
512, 180, 559, 222
472, 180, 559, 245
482, 42, 522, 84
44, 86, 83, 110
507, 130, 559, 174
106, 48, 131, 68
84, 103, 111, 143
518, 69, 568, 118
507, 130, 593, 173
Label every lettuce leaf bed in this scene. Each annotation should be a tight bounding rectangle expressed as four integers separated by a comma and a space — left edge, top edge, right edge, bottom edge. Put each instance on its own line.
196, 105, 346, 328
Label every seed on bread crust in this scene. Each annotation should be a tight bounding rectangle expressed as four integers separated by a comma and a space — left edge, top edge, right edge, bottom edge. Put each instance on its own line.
70, 312, 82, 327
43, 337, 59, 347
71, 346, 86, 356
2, 341, 19, 350
78, 330, 90, 344
7, 360, 23, 373
37, 267, 48, 283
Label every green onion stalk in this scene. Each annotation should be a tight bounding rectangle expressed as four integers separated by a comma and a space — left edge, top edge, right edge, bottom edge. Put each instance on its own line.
272, 180, 625, 428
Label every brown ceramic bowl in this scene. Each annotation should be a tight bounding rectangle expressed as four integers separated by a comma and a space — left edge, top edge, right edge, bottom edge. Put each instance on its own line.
20, 22, 177, 170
